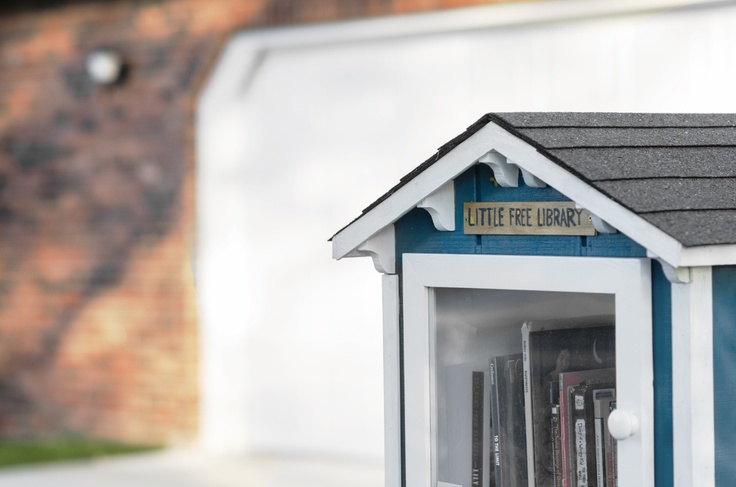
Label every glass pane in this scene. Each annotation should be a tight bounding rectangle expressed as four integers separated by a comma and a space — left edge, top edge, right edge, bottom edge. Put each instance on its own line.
433, 288, 615, 487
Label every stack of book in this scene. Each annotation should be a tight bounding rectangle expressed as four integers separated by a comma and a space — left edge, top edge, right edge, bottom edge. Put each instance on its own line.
469, 316, 618, 487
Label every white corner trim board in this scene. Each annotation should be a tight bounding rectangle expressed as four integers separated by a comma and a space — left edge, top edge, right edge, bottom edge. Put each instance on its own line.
402, 254, 653, 487
382, 274, 402, 487
671, 267, 715, 487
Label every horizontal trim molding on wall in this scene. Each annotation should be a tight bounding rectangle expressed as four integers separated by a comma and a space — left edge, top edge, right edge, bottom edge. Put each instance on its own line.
198, 0, 720, 118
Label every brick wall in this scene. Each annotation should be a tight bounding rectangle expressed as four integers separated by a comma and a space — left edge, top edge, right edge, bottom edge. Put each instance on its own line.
0, 0, 516, 445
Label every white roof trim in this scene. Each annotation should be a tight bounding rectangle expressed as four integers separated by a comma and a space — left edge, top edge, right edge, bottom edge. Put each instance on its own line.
332, 123, 500, 260
332, 121, 736, 268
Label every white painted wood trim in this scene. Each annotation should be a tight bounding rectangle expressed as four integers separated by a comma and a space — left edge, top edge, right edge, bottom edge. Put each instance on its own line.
591, 214, 618, 234
402, 254, 653, 487
575, 204, 617, 234
332, 123, 502, 260
479, 150, 519, 188
417, 181, 455, 232
520, 167, 547, 188
349, 224, 396, 274
679, 244, 736, 267
382, 274, 402, 487
671, 267, 715, 487
403, 259, 432, 487
648, 252, 692, 284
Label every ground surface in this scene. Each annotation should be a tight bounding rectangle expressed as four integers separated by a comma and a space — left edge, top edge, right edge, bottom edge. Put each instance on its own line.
0, 449, 384, 487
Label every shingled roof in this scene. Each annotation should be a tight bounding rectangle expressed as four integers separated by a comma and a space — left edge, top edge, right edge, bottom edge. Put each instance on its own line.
333, 112, 736, 268
491, 113, 736, 247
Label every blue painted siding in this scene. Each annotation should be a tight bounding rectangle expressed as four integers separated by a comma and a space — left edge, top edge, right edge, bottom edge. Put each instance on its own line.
713, 266, 736, 486
652, 260, 673, 487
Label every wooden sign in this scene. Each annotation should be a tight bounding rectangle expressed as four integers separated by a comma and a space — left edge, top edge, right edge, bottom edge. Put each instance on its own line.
463, 202, 597, 236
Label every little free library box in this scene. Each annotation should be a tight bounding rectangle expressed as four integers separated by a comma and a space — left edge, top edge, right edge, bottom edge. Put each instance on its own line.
331, 113, 736, 487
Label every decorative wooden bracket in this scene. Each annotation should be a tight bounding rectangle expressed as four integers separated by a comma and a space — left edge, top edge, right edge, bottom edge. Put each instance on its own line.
479, 151, 547, 188
520, 168, 547, 188
348, 225, 396, 274
575, 203, 617, 234
478, 150, 518, 187
648, 251, 691, 283
417, 181, 455, 231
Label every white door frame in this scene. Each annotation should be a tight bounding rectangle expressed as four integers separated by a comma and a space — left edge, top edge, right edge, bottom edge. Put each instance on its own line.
402, 253, 653, 487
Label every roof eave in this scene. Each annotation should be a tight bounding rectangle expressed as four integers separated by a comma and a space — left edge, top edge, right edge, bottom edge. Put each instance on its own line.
332, 120, 735, 269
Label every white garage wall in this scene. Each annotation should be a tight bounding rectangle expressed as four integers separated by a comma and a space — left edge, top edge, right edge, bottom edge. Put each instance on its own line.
196, 0, 736, 460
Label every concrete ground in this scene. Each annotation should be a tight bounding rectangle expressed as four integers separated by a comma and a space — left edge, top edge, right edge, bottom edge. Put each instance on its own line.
0, 449, 384, 487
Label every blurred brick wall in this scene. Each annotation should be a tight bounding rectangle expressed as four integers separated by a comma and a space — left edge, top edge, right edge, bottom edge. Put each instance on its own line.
0, 0, 517, 445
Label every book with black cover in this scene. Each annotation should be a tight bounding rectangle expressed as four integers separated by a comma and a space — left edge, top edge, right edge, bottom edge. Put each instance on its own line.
521, 317, 615, 487
489, 353, 526, 487
472, 371, 484, 487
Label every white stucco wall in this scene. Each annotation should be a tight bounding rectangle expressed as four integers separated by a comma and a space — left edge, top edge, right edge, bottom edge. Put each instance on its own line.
196, 0, 736, 460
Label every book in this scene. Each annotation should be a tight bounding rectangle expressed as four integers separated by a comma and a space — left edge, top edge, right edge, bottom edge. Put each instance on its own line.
521, 316, 615, 487
489, 359, 501, 486
559, 369, 615, 487
570, 382, 615, 487
472, 371, 484, 487
593, 388, 615, 487
505, 355, 528, 487
489, 354, 525, 487
593, 388, 616, 487
551, 404, 562, 487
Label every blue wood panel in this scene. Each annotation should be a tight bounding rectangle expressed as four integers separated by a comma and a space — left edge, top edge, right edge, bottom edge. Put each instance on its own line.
652, 260, 673, 487
713, 266, 736, 486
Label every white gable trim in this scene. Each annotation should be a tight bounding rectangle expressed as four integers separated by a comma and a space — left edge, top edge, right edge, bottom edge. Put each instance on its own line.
332, 123, 500, 260
332, 121, 736, 268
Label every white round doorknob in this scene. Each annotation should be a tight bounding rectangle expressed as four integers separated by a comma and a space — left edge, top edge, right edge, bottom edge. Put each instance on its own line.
608, 409, 639, 440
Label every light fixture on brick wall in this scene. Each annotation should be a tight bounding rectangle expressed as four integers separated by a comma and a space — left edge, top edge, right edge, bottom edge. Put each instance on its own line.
86, 49, 124, 85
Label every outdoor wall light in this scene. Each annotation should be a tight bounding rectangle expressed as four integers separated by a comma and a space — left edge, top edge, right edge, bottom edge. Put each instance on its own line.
86, 49, 124, 85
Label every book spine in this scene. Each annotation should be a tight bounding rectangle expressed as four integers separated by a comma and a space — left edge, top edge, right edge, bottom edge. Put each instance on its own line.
472, 371, 484, 487
489, 359, 502, 487
551, 405, 562, 487
560, 383, 572, 487
521, 323, 535, 487
571, 388, 590, 487
592, 388, 615, 487
594, 417, 604, 487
